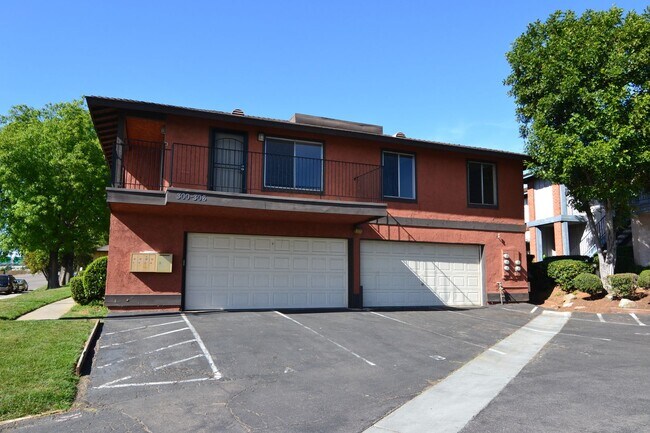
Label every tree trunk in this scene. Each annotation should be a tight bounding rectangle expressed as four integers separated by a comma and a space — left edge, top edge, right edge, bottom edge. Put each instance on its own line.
586, 203, 617, 291
47, 250, 60, 289
61, 253, 74, 285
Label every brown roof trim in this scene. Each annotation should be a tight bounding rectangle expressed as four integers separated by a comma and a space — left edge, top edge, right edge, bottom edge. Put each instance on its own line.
86, 96, 526, 161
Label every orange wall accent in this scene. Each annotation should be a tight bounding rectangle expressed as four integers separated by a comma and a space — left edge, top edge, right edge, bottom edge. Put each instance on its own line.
553, 222, 564, 256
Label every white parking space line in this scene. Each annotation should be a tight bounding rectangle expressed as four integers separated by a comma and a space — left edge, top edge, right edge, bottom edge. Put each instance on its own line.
364, 311, 570, 433
154, 354, 203, 371
522, 324, 611, 342
104, 320, 184, 336
97, 339, 196, 369
275, 311, 376, 366
370, 311, 498, 352
97, 375, 133, 389
499, 307, 530, 315
630, 313, 646, 326
370, 311, 410, 326
181, 314, 222, 379
530, 306, 539, 314
597, 313, 606, 323
99, 327, 190, 348
96, 377, 216, 389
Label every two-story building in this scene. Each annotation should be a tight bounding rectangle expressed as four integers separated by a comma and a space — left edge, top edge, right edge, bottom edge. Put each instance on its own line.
87, 96, 529, 311
524, 173, 604, 260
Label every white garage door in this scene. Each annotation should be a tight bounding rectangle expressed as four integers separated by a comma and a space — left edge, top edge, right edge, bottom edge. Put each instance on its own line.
185, 234, 348, 309
361, 240, 483, 307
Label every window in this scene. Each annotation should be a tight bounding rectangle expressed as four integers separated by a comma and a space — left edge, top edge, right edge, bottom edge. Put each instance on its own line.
467, 161, 497, 206
264, 138, 323, 191
382, 151, 415, 199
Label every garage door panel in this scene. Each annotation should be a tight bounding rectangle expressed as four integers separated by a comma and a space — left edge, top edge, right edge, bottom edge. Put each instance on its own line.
186, 234, 347, 310
361, 240, 483, 308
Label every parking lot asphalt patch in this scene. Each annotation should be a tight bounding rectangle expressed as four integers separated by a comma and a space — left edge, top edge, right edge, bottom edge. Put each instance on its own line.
461, 312, 650, 433
365, 311, 571, 433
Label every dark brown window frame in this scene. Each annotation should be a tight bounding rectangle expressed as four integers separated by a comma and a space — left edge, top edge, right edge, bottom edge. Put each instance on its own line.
467, 160, 498, 208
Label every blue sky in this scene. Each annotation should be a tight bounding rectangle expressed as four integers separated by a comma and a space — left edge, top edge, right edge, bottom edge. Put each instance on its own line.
0, 1, 646, 153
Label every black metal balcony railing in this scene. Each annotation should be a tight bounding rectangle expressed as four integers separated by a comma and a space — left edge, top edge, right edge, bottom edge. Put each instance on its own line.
112, 140, 383, 203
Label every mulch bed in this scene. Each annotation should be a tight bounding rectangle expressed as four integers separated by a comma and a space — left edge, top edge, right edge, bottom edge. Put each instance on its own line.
539, 286, 650, 315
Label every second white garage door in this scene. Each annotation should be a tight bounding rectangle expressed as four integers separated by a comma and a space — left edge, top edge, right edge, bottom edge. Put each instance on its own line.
361, 240, 483, 307
185, 234, 348, 310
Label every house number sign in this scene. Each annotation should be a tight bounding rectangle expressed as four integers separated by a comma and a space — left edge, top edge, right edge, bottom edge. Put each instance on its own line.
176, 192, 207, 202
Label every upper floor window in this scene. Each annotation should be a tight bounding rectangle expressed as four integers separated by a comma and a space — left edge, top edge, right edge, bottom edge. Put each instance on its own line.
264, 138, 323, 191
467, 161, 497, 206
383, 151, 415, 200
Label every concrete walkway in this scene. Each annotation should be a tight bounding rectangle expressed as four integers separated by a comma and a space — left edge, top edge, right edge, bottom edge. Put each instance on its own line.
17, 297, 75, 320
364, 310, 571, 433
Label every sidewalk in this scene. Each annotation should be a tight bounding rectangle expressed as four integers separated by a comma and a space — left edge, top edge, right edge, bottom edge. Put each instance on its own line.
17, 297, 75, 320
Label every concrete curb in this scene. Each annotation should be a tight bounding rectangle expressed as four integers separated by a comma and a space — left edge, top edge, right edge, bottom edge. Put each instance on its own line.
76, 319, 101, 375
0, 409, 65, 428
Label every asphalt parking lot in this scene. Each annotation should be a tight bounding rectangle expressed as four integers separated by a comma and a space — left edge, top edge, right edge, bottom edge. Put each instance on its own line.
5, 305, 650, 433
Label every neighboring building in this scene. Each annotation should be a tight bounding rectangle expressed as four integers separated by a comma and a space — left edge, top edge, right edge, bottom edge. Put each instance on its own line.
525, 173, 603, 261
93, 245, 109, 261
87, 96, 529, 311
632, 193, 650, 267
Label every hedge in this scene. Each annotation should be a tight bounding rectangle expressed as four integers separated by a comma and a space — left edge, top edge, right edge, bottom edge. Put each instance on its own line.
639, 270, 650, 289
80, 256, 108, 305
69, 273, 88, 305
547, 259, 593, 292
608, 273, 638, 299
572, 273, 603, 295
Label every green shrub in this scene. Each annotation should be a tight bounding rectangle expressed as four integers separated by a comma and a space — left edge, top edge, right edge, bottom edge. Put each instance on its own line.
547, 259, 593, 292
82, 256, 107, 305
572, 273, 603, 295
637, 270, 650, 289
608, 273, 638, 298
69, 274, 88, 305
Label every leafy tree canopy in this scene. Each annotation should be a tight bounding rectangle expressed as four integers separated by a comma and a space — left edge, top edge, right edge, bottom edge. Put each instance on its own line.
505, 7, 650, 284
506, 7, 650, 207
0, 100, 109, 287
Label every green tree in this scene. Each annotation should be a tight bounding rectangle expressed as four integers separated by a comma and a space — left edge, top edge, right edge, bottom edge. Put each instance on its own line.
0, 100, 109, 288
505, 7, 650, 289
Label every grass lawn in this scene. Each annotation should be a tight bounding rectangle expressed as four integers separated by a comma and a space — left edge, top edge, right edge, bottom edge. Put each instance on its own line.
0, 286, 71, 320
62, 303, 108, 319
0, 320, 95, 421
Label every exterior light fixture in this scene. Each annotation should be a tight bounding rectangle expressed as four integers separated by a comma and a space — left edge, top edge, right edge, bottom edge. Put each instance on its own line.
515, 266, 522, 272
515, 260, 521, 266
504, 259, 510, 265
257, 133, 265, 142
504, 266, 510, 272
503, 253, 510, 259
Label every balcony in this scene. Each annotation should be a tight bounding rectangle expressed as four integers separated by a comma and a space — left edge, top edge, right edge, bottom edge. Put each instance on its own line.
107, 140, 387, 222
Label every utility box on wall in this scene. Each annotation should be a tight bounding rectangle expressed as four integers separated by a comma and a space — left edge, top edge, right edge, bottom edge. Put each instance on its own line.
130, 253, 173, 273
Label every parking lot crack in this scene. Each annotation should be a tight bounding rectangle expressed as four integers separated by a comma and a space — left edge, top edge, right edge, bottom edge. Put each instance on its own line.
224, 388, 262, 432
119, 410, 154, 433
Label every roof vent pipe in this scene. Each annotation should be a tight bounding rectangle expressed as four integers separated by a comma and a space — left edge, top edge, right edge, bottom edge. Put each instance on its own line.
394, 132, 406, 138
232, 108, 245, 116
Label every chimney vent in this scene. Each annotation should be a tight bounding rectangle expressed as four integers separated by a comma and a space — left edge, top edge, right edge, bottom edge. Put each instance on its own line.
394, 132, 406, 138
232, 108, 245, 116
